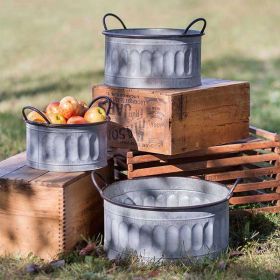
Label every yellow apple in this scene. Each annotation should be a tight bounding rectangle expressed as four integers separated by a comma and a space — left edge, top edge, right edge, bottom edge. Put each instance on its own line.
27, 111, 47, 123
47, 112, 67, 124
84, 106, 106, 123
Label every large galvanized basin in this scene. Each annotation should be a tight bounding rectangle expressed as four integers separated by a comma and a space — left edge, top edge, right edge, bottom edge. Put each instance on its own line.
102, 13, 207, 89
22, 96, 112, 172
91, 175, 239, 262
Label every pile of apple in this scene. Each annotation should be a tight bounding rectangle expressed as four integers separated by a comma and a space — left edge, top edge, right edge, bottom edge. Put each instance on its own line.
27, 96, 107, 125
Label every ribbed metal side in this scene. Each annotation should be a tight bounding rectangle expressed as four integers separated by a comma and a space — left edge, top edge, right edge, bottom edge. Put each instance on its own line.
101, 177, 230, 261
104, 201, 229, 261
104, 36, 201, 89
26, 123, 107, 172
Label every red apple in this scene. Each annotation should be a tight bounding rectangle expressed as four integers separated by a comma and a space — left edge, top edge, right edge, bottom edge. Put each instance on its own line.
84, 106, 106, 123
67, 116, 87, 124
27, 111, 48, 123
47, 113, 67, 124
77, 100, 89, 116
46, 101, 61, 115
59, 96, 79, 119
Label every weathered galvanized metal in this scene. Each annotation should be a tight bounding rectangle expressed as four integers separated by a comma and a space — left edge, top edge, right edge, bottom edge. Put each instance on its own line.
102, 13, 206, 89
22, 96, 112, 172
91, 174, 239, 261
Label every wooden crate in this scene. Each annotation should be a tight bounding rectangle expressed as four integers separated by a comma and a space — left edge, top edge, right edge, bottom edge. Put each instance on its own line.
93, 78, 250, 155
114, 126, 280, 213
0, 153, 114, 260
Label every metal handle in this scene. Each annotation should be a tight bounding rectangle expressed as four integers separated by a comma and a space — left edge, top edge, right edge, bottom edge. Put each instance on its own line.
227, 178, 242, 199
103, 13, 127, 30
183, 17, 207, 35
88, 96, 112, 116
22, 106, 51, 124
91, 172, 108, 199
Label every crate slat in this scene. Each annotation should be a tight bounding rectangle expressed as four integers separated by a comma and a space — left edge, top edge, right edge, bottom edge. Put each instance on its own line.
127, 140, 279, 164
119, 126, 280, 213
129, 154, 278, 179
33, 171, 86, 187
249, 126, 279, 141
230, 193, 280, 205
1, 166, 48, 182
205, 166, 280, 182
232, 180, 280, 192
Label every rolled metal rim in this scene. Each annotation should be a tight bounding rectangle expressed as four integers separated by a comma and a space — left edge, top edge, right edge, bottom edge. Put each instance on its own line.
102, 13, 206, 39
103, 28, 204, 39
24, 119, 108, 128
92, 174, 240, 212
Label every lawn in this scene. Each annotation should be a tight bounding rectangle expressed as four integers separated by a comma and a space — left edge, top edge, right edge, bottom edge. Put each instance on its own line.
0, 0, 280, 279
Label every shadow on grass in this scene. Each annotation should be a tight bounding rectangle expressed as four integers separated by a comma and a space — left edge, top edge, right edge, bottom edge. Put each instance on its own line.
0, 69, 104, 102
229, 212, 278, 248
1, 55, 280, 132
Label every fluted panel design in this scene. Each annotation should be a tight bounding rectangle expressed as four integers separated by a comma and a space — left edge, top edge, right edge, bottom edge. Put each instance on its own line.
26, 123, 107, 172
117, 191, 211, 207
104, 38, 201, 88
106, 48, 198, 78
104, 209, 228, 261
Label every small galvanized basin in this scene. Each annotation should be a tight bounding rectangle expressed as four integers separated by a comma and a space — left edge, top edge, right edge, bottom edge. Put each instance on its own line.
22, 96, 112, 172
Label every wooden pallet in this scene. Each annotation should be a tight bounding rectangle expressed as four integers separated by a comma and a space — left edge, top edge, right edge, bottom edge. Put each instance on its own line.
0, 153, 114, 260
114, 126, 280, 213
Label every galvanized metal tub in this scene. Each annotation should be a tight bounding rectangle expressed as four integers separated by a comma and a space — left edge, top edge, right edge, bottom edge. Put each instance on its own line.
102, 13, 206, 89
92, 174, 239, 261
22, 96, 112, 172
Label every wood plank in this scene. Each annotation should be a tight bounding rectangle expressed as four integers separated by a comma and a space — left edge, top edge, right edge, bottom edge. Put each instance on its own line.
230, 193, 280, 205
232, 180, 280, 192
31, 158, 114, 187
0, 182, 63, 218
0, 152, 26, 177
0, 213, 61, 260
205, 167, 280, 182
129, 154, 278, 178
32, 171, 86, 187
127, 141, 279, 164
249, 125, 279, 141
128, 152, 242, 165
1, 166, 48, 182
63, 174, 104, 251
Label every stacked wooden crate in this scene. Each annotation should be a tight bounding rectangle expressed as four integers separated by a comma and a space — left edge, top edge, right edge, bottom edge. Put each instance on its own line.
93, 78, 250, 155
93, 79, 280, 214
0, 153, 114, 259
113, 126, 280, 213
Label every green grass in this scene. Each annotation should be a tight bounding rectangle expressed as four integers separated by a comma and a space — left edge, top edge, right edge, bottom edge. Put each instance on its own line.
0, 213, 279, 279
0, 0, 280, 279
1, 0, 280, 159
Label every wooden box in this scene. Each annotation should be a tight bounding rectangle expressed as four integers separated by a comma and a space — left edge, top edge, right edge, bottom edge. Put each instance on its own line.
93, 78, 250, 155
0, 153, 113, 260
115, 126, 280, 213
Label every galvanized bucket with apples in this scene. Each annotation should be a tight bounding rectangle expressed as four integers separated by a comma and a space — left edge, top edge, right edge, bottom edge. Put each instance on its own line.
22, 96, 112, 172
